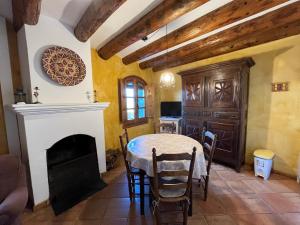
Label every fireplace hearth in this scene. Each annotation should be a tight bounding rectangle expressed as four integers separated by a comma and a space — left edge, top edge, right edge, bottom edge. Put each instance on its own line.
47, 134, 106, 215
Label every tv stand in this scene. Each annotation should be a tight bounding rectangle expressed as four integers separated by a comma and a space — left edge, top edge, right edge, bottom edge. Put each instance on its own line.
159, 117, 182, 134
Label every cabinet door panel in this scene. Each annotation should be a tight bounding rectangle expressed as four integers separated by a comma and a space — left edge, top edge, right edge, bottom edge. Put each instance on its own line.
207, 121, 239, 165
206, 68, 240, 109
183, 119, 203, 142
184, 119, 202, 134
182, 75, 204, 107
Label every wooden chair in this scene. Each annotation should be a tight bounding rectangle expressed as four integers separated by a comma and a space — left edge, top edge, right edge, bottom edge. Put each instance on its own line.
119, 129, 149, 204
199, 127, 217, 201
151, 147, 196, 225
155, 122, 176, 134
119, 129, 141, 202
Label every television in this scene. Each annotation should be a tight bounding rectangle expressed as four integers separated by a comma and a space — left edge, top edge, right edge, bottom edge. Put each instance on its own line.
160, 101, 182, 118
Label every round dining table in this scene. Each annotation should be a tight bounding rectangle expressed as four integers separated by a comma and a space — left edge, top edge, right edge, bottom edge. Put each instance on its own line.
126, 133, 207, 215
127, 133, 207, 178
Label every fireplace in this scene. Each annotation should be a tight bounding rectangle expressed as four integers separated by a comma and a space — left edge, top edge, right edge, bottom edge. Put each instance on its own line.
47, 134, 106, 215
10, 103, 109, 208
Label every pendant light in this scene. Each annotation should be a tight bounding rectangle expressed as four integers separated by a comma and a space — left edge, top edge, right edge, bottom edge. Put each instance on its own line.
159, 23, 175, 88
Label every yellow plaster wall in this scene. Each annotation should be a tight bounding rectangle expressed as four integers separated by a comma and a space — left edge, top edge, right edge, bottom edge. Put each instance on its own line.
246, 42, 300, 176
91, 49, 155, 150
154, 35, 300, 176
158, 75, 182, 102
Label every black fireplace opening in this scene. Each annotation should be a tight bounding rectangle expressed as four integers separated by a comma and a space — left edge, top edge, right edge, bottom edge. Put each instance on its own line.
47, 134, 106, 215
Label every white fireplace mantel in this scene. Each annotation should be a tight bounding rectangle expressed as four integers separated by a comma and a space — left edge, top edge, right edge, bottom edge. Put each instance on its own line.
10, 102, 110, 116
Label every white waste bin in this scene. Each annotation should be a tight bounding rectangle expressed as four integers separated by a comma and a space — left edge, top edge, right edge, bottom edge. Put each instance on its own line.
253, 149, 275, 180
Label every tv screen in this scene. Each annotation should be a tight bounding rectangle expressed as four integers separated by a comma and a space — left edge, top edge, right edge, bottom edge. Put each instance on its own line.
161, 101, 182, 117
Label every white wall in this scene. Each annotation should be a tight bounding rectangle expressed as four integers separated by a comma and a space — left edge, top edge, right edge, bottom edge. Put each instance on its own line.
17, 15, 93, 104
0, 16, 20, 155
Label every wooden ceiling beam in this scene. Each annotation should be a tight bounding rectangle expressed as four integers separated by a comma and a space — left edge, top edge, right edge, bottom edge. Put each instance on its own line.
123, 0, 288, 65
139, 1, 300, 70
97, 0, 209, 60
153, 20, 300, 71
12, 0, 42, 31
74, 0, 127, 42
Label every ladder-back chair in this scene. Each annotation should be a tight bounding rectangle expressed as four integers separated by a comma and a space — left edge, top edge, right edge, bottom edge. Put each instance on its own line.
151, 147, 196, 225
119, 129, 146, 202
199, 127, 217, 201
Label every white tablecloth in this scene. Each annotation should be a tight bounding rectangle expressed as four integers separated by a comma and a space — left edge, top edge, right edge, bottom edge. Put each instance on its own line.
127, 134, 207, 179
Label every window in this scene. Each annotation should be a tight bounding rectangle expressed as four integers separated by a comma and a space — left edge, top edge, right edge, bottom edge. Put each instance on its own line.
119, 76, 148, 127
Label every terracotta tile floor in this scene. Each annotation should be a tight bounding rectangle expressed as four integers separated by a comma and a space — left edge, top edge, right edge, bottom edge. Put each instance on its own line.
21, 161, 300, 225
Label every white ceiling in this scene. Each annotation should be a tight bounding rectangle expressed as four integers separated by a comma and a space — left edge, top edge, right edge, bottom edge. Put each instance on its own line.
41, 0, 93, 28
0, 0, 298, 62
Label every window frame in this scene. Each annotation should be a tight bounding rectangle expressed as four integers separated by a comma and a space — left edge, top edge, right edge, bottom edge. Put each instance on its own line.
119, 75, 148, 128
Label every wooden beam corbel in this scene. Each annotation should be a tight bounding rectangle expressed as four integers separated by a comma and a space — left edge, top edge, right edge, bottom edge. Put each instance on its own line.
12, 0, 42, 31
74, 0, 127, 42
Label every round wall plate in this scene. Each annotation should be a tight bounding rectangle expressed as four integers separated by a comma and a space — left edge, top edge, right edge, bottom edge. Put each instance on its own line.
41, 46, 86, 86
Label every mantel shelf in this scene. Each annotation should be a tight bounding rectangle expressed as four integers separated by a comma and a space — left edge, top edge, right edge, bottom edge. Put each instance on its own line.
9, 102, 110, 116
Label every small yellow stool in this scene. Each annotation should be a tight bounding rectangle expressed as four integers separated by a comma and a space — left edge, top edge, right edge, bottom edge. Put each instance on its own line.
253, 149, 275, 180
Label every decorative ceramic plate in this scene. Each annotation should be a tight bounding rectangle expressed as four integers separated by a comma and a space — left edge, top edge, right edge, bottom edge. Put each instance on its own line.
41, 46, 86, 86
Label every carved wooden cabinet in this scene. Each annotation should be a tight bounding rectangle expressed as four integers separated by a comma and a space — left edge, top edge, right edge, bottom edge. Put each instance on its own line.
179, 58, 255, 171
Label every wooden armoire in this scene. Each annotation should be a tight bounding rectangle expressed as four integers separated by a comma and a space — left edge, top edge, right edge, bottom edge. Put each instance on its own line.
179, 58, 255, 172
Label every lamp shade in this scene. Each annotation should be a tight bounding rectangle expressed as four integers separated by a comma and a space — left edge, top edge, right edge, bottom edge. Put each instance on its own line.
160, 71, 175, 88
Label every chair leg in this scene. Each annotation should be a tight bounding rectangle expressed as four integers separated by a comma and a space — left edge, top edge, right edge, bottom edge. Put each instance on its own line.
154, 205, 161, 225
204, 176, 209, 201
131, 175, 136, 200
139, 171, 145, 215
183, 201, 188, 225
127, 175, 133, 202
